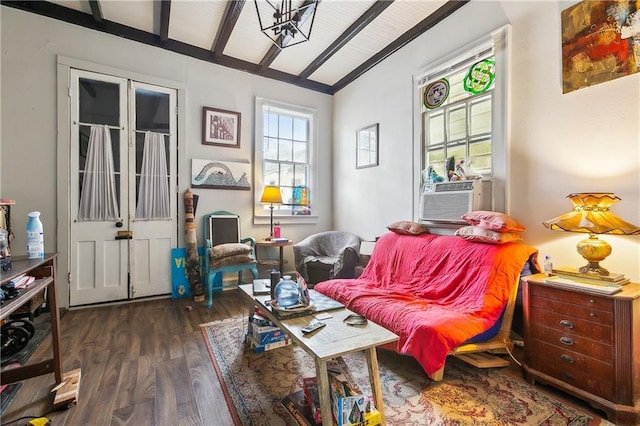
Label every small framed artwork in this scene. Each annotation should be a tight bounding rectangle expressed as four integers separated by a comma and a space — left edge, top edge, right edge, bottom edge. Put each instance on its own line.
356, 123, 379, 169
202, 107, 241, 148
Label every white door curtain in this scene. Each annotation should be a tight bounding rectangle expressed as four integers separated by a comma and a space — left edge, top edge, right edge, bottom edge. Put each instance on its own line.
78, 125, 120, 221
135, 131, 170, 220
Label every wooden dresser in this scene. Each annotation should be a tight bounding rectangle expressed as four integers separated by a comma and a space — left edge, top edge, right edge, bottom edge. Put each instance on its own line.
522, 274, 640, 425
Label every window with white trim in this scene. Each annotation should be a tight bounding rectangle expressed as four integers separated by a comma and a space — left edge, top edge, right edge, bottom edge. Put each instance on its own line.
254, 98, 317, 221
414, 26, 511, 214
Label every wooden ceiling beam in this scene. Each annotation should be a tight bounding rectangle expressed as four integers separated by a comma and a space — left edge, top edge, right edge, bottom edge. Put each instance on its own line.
298, 0, 393, 81
211, 0, 245, 57
88, 0, 103, 23
332, 0, 470, 93
159, 0, 171, 44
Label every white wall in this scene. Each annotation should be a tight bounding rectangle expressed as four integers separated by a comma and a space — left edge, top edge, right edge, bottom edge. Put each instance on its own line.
0, 7, 333, 307
333, 1, 639, 282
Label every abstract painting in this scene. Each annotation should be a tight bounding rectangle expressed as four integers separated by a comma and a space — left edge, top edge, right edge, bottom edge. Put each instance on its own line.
561, 1, 640, 93
191, 159, 250, 190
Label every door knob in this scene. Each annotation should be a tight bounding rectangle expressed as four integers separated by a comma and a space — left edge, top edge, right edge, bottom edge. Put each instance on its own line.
115, 221, 123, 228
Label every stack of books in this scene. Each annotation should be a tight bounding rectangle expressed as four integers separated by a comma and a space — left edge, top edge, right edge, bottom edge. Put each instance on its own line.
544, 266, 629, 295
246, 312, 292, 353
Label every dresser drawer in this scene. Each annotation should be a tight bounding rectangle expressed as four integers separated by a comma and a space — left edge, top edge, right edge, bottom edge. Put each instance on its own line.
529, 307, 613, 344
530, 284, 612, 324
528, 339, 615, 401
529, 323, 614, 362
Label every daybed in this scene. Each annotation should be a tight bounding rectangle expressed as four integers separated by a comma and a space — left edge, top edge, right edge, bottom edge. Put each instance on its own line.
314, 228, 538, 381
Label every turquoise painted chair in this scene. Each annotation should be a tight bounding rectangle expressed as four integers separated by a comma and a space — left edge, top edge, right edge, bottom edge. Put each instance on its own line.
203, 211, 258, 307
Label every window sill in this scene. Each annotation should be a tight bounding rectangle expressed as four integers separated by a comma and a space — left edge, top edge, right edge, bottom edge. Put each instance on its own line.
254, 215, 319, 226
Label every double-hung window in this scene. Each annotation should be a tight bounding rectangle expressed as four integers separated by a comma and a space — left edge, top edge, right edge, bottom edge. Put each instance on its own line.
254, 97, 317, 221
414, 26, 510, 213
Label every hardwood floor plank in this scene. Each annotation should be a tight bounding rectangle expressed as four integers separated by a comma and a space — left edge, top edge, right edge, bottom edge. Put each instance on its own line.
111, 399, 155, 425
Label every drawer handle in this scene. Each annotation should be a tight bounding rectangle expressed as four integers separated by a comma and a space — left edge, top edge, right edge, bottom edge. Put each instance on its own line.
560, 354, 575, 363
559, 336, 574, 345
562, 372, 575, 381
560, 320, 574, 329
589, 312, 596, 317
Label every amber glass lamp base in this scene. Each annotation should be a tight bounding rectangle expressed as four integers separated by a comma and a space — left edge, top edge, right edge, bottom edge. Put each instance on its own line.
576, 234, 612, 276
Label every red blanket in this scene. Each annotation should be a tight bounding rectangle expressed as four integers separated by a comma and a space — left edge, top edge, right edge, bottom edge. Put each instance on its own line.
315, 232, 538, 375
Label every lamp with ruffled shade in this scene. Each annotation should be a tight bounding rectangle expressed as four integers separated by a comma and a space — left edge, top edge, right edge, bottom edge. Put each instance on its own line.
543, 193, 640, 277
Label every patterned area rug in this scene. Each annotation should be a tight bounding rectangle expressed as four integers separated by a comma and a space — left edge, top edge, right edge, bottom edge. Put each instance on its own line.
201, 317, 600, 426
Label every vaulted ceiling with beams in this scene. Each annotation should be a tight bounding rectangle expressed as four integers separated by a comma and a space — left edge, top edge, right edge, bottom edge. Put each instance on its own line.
2, 0, 469, 94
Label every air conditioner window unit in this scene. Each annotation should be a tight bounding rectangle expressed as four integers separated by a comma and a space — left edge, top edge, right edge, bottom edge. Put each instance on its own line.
419, 179, 493, 223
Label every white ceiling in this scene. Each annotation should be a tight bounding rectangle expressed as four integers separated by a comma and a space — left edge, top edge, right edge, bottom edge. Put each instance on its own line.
6, 0, 468, 94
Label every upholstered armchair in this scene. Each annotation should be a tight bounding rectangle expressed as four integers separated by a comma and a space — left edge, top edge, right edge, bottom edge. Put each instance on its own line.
293, 231, 361, 286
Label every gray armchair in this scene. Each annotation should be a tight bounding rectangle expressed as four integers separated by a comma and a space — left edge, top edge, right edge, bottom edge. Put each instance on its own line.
293, 231, 361, 286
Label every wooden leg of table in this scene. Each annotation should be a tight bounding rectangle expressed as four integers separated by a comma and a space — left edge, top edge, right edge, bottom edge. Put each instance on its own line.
365, 347, 386, 425
314, 358, 333, 426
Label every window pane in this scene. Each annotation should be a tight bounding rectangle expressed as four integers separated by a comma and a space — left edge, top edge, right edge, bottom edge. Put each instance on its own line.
447, 145, 467, 169
427, 147, 445, 177
279, 115, 293, 139
280, 163, 294, 186
293, 141, 307, 163
447, 71, 468, 103
266, 112, 279, 137
293, 118, 307, 141
278, 139, 293, 162
264, 137, 278, 160
79, 78, 119, 126
427, 112, 445, 145
470, 96, 491, 136
293, 165, 307, 187
136, 89, 169, 132
448, 105, 467, 140
469, 140, 492, 173
264, 161, 279, 185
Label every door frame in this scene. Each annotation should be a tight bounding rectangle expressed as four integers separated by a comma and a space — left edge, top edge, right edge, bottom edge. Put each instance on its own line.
57, 55, 187, 309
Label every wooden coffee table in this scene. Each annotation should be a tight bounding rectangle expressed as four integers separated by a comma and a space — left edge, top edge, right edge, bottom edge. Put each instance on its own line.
238, 284, 398, 426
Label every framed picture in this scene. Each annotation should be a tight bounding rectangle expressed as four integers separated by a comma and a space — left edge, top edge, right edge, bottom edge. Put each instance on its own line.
356, 123, 379, 169
202, 107, 241, 148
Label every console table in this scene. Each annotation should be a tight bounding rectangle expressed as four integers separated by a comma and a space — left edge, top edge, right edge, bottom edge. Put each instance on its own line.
1, 254, 80, 409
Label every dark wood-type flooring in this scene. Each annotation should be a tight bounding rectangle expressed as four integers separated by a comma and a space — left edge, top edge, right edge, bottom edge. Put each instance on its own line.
1, 290, 609, 425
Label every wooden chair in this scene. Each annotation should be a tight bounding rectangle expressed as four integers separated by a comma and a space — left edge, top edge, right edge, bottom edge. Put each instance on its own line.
203, 211, 258, 308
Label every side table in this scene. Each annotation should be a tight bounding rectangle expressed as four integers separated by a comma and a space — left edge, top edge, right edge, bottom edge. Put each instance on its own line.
255, 239, 293, 274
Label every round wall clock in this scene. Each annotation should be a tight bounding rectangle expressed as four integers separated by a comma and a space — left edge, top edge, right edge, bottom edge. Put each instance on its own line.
423, 78, 450, 109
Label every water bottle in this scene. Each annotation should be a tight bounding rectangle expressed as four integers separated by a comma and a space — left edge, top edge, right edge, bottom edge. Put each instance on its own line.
273, 222, 281, 239
26, 211, 44, 259
543, 255, 553, 276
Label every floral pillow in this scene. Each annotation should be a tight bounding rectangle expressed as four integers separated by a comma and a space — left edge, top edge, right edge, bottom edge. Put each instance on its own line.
387, 221, 430, 235
461, 211, 526, 233
455, 225, 522, 244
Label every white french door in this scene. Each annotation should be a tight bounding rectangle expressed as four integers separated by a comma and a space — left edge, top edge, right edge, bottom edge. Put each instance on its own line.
69, 69, 177, 306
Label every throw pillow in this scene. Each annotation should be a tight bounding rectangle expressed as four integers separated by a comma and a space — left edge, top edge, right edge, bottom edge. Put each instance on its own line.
211, 242, 253, 259
461, 210, 526, 232
209, 253, 256, 268
455, 225, 522, 244
387, 221, 430, 235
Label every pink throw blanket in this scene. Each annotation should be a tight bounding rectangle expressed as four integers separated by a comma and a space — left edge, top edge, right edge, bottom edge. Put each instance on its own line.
315, 232, 538, 375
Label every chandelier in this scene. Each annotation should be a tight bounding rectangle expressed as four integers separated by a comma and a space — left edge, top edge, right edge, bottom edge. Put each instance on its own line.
255, 0, 319, 49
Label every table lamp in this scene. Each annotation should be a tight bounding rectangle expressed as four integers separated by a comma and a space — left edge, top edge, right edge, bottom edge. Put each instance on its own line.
260, 185, 283, 240
543, 193, 640, 276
